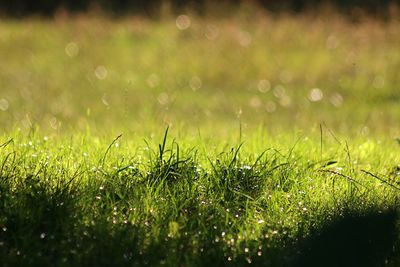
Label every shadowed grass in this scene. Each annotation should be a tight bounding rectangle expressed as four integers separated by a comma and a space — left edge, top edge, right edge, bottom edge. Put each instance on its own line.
0, 131, 399, 266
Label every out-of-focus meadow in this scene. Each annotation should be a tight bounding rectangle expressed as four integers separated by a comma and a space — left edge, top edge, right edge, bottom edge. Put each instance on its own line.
0, 9, 399, 137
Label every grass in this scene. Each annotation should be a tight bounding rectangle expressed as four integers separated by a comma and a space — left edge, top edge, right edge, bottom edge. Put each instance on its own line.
0, 11, 399, 136
0, 8, 400, 266
1, 128, 399, 266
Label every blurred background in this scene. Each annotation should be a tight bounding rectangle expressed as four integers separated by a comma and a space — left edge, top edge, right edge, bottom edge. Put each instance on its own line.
0, 1, 399, 137
0, 0, 399, 17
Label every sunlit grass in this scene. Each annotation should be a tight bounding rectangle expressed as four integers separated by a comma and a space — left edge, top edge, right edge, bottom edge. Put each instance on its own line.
0, 12, 399, 136
0, 129, 399, 266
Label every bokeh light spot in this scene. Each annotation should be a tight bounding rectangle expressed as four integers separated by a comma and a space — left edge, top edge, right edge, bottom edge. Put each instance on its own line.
205, 25, 219, 40
0, 98, 9, 111
49, 116, 59, 130
101, 94, 109, 107
373, 75, 385, 89
147, 73, 160, 88
330, 92, 343, 107
158, 93, 169, 105
273, 85, 286, 98
249, 96, 262, 108
279, 95, 292, 107
189, 76, 202, 91
265, 101, 276, 113
95, 65, 108, 80
257, 79, 271, 93
238, 31, 252, 47
326, 35, 339, 50
309, 88, 324, 102
279, 70, 292, 84
65, 42, 79, 57
176, 15, 191, 30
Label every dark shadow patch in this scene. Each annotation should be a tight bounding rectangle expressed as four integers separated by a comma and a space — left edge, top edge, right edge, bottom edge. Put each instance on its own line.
293, 209, 398, 267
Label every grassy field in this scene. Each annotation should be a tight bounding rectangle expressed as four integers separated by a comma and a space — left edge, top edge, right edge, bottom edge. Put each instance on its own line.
0, 11, 400, 136
0, 9, 400, 266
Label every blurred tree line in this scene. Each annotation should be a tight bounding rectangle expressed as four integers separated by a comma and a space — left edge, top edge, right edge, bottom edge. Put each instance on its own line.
0, 0, 398, 17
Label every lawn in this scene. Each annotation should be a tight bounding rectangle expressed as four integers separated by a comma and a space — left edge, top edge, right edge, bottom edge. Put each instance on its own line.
0, 9, 399, 266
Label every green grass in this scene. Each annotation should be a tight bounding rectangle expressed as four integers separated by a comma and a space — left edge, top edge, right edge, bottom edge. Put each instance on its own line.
1, 129, 399, 266
0, 12, 399, 136
0, 10, 400, 266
